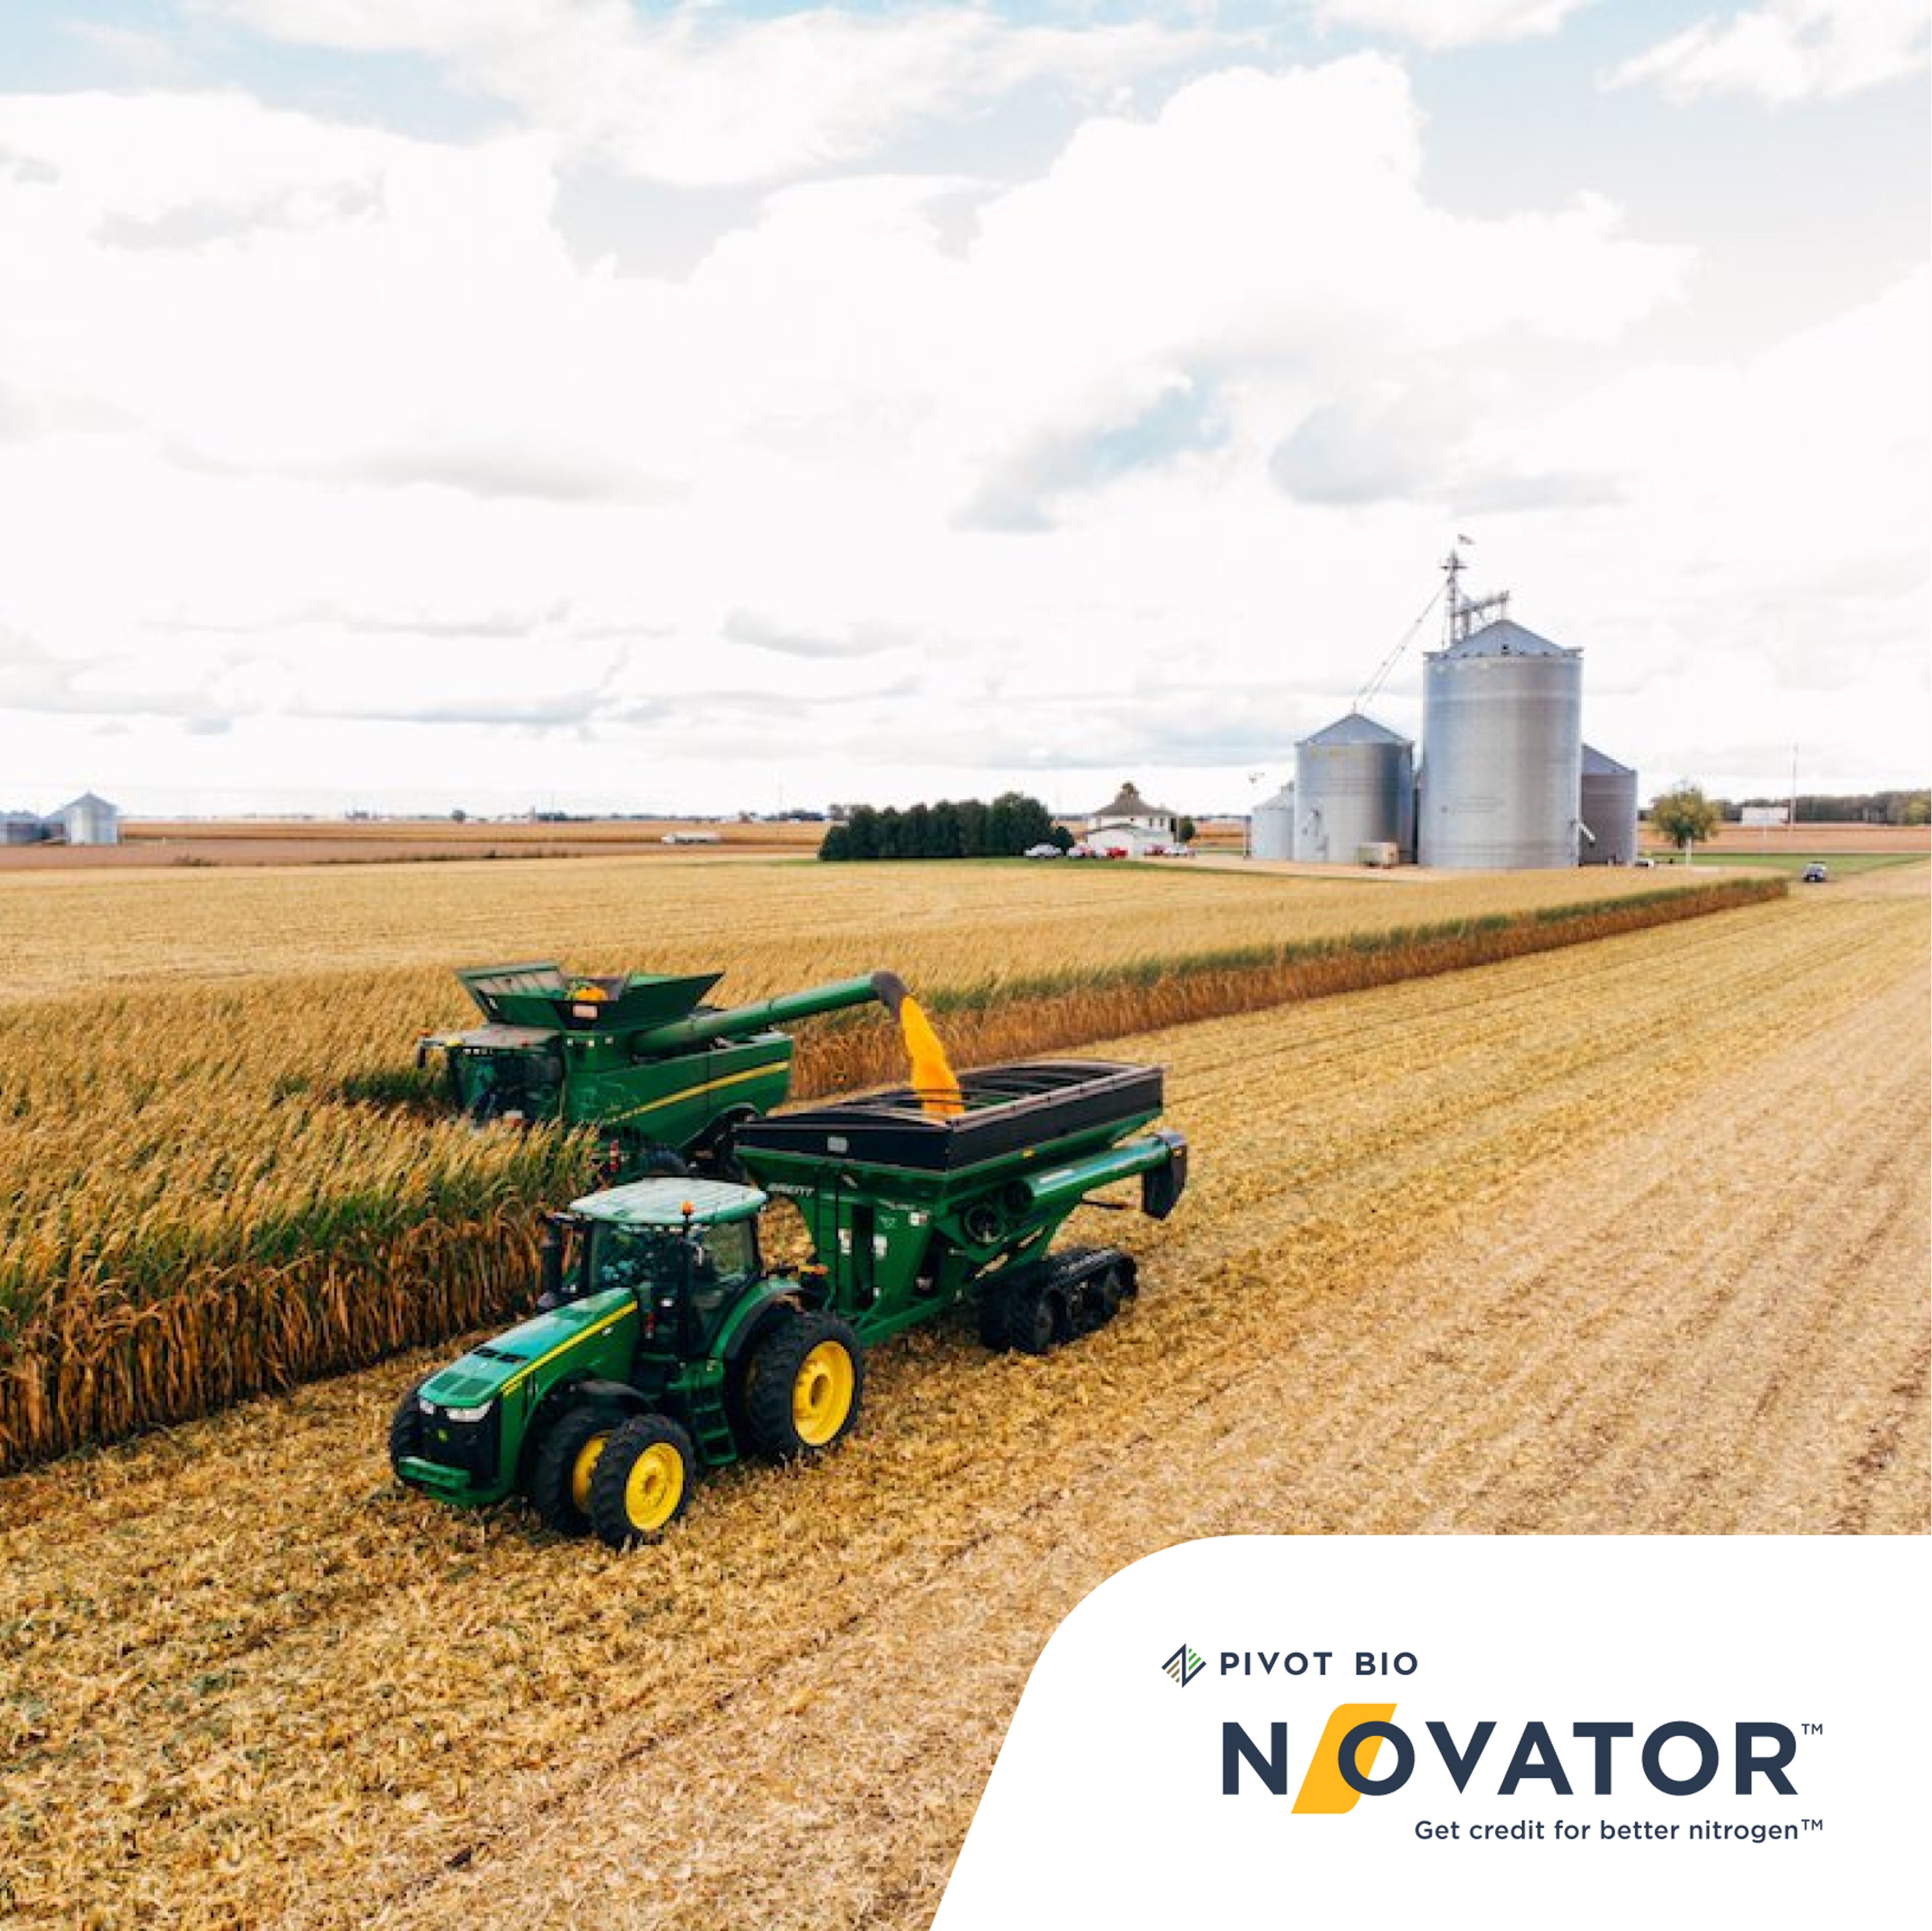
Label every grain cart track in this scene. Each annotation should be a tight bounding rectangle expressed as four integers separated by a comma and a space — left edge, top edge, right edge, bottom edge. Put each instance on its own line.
1, 876, 1924, 1931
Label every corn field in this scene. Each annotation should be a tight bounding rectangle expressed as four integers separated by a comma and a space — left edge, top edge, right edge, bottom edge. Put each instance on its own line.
0, 858, 1779, 1470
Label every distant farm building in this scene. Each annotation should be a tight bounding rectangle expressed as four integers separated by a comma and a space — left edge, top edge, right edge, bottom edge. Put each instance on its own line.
1249, 783, 1295, 860
1086, 824, 1169, 858
1085, 781, 1179, 855
1, 793, 122, 846
55, 793, 122, 845
1578, 746, 1640, 866
1294, 712, 1414, 864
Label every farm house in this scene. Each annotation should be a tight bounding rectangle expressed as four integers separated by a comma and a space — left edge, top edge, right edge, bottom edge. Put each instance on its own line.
1085, 781, 1180, 854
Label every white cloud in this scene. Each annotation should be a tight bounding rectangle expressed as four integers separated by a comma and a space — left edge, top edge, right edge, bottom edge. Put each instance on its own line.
0, 43, 1920, 809
1609, 1, 1930, 104
1315, 1, 1590, 50
212, 0, 1207, 186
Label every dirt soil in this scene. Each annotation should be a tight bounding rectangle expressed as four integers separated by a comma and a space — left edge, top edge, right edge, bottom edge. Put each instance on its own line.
1, 871, 1924, 1929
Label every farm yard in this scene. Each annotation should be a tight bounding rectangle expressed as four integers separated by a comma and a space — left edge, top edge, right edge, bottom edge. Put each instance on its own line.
0, 854, 1925, 1928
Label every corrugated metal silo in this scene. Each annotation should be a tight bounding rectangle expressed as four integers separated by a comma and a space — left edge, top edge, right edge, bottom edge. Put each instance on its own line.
1293, 712, 1413, 863
1418, 618, 1582, 868
1578, 744, 1639, 865
57, 792, 121, 846
1249, 783, 1294, 859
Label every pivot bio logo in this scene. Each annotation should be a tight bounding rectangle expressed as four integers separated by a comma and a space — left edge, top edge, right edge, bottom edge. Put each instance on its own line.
1163, 1644, 1207, 1688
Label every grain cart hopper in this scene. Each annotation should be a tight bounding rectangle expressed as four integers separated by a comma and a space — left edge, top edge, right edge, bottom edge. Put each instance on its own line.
416, 962, 901, 1174
390, 1059, 1187, 1547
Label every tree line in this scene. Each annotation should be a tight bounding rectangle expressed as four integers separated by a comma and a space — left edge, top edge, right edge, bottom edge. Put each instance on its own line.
1724, 790, 1928, 826
819, 793, 1069, 861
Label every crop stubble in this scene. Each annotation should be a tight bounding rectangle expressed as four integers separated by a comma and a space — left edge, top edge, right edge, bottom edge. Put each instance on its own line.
0, 872, 1923, 1930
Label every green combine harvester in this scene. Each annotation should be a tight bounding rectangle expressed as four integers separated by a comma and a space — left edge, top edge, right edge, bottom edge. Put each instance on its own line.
390, 1059, 1187, 1547
416, 961, 901, 1175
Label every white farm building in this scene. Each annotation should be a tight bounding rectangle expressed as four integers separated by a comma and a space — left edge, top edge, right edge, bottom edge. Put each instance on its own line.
1084, 781, 1180, 855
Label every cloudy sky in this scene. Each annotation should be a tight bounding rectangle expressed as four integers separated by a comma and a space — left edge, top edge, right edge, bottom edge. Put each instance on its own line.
0, 1, 1925, 818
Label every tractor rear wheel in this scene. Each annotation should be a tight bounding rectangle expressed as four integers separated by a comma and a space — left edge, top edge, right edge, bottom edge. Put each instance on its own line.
1079, 1264, 1125, 1332
742, 1310, 864, 1460
978, 1282, 1012, 1350
1004, 1278, 1061, 1355
528, 1404, 616, 1537
589, 1414, 696, 1548
387, 1377, 427, 1475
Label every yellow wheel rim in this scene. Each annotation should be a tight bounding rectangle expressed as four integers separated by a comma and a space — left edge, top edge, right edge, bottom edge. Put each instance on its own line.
792, 1340, 855, 1447
623, 1441, 686, 1534
569, 1431, 609, 1515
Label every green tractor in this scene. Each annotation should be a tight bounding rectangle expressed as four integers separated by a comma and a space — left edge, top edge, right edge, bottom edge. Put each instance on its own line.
415, 961, 902, 1177
390, 1059, 1187, 1547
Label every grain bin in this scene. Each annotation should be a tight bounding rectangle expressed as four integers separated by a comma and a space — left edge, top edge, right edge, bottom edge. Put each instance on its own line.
1578, 744, 1639, 865
54, 792, 121, 846
1249, 783, 1295, 860
1293, 712, 1414, 863
1418, 619, 1581, 868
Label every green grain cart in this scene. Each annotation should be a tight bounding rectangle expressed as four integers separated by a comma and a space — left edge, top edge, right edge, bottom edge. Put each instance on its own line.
390, 1059, 1187, 1547
416, 961, 901, 1175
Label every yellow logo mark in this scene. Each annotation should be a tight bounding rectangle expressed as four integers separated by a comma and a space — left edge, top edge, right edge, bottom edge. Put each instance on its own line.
1292, 1703, 1398, 1814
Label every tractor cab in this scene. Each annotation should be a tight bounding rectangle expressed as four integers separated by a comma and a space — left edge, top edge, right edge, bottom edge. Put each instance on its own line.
556, 1178, 767, 1353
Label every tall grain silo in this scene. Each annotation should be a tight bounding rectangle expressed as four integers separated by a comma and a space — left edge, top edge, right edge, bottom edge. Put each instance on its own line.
1578, 745, 1639, 865
1293, 712, 1413, 863
1418, 618, 1581, 868
1250, 783, 1294, 860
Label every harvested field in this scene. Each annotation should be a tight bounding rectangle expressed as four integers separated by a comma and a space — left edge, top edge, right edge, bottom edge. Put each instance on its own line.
0, 846, 1724, 1002
0, 819, 823, 870
1, 870, 1923, 1930
1644, 820, 1930, 857
0, 856, 1772, 1468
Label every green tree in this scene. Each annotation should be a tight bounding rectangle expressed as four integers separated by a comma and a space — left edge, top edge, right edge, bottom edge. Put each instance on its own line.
844, 805, 879, 860
817, 823, 851, 861
957, 798, 988, 857
928, 800, 963, 858
1649, 781, 1720, 863
985, 793, 1016, 854
1000, 791, 1053, 852
1176, 815, 1196, 845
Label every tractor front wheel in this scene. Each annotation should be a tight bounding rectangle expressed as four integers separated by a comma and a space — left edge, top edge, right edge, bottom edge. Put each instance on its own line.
589, 1414, 696, 1548
528, 1404, 616, 1537
387, 1377, 427, 1476
743, 1311, 864, 1460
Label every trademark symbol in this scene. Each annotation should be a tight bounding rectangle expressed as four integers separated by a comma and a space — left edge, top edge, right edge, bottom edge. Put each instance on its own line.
1802, 1722, 1824, 1736
1802, 1818, 1824, 1832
